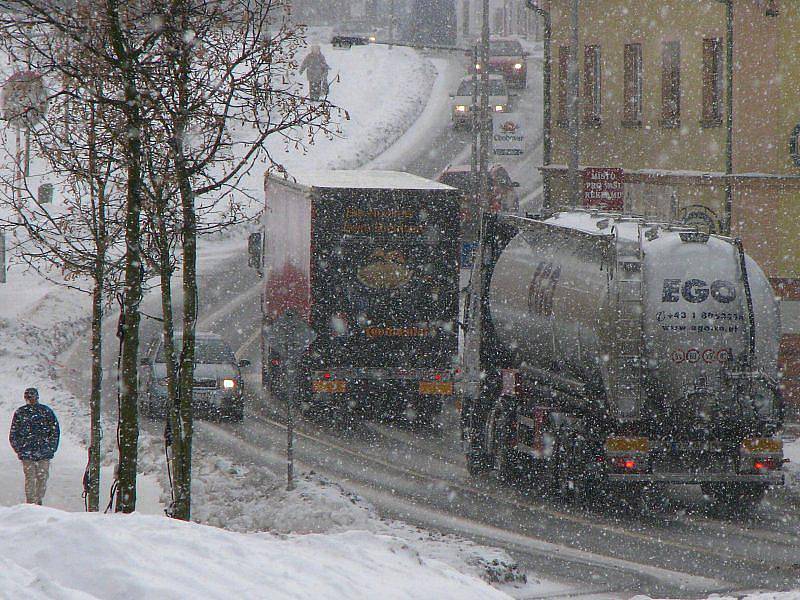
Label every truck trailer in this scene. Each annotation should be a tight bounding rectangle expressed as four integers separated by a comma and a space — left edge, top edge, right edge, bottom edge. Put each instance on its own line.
250, 170, 461, 425
460, 210, 785, 505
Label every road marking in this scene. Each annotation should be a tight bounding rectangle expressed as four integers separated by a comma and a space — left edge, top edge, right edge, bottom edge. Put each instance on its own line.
243, 401, 786, 574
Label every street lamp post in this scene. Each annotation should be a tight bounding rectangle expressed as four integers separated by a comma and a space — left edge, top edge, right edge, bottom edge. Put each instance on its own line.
478, 0, 491, 209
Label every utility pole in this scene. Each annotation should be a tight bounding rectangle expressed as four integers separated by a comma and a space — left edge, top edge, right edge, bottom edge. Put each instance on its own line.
526, 1, 552, 208
478, 0, 491, 209
389, 0, 396, 44
567, 0, 581, 208
470, 44, 479, 208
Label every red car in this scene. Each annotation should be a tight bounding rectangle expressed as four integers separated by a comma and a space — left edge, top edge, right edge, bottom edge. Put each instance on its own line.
470, 37, 528, 89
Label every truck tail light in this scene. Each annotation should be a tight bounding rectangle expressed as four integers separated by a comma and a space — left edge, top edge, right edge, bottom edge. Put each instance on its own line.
752, 457, 780, 471
609, 456, 647, 473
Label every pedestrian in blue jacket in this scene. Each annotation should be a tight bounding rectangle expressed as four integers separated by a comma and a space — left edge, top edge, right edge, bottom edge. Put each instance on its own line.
9, 388, 60, 505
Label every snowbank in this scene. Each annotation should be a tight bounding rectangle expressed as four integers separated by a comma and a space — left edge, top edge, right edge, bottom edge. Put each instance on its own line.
637, 593, 800, 600
783, 436, 800, 490
0, 505, 510, 600
0, 267, 164, 513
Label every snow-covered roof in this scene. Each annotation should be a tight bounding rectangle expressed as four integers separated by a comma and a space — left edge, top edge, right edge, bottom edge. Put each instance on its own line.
269, 170, 454, 191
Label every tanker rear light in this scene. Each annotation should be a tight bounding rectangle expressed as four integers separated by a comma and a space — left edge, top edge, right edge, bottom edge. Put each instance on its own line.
609, 456, 647, 473
754, 459, 780, 471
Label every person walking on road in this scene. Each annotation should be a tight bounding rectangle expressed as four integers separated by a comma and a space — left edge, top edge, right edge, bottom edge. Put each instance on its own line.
9, 387, 60, 505
300, 45, 330, 101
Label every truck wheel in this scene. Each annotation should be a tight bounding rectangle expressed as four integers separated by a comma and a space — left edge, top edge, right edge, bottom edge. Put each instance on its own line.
702, 483, 767, 508
493, 410, 520, 482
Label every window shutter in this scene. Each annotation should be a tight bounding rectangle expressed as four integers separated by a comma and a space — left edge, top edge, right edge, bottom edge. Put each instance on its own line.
558, 45, 570, 127
661, 41, 680, 127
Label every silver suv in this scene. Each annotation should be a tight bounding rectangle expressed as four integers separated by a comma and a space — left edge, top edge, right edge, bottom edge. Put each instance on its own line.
139, 333, 249, 422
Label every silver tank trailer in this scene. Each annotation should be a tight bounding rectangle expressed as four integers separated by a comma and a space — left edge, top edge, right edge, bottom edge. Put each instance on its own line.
488, 211, 781, 427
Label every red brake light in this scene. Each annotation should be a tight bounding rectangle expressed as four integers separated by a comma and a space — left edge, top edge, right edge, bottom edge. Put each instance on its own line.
755, 461, 765, 470
435, 374, 442, 381
324, 373, 331, 380
625, 460, 636, 470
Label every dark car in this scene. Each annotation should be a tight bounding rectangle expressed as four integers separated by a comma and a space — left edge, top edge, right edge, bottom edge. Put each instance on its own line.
471, 37, 528, 89
139, 333, 249, 422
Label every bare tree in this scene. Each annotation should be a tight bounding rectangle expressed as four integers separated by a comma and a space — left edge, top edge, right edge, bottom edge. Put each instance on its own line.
1, 0, 338, 518
142, 0, 336, 520
0, 0, 167, 512
0, 60, 127, 511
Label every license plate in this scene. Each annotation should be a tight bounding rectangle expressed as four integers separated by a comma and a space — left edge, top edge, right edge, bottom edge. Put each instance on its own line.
419, 381, 453, 395
312, 380, 347, 393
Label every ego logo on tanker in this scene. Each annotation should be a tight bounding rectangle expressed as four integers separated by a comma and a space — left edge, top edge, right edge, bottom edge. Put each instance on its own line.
661, 279, 736, 304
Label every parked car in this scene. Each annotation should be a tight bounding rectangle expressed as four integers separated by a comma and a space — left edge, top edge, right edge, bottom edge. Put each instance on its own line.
139, 333, 249, 422
470, 37, 528, 89
450, 75, 509, 128
332, 21, 379, 47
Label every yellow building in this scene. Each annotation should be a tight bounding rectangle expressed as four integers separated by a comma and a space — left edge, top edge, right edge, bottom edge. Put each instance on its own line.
538, 0, 799, 410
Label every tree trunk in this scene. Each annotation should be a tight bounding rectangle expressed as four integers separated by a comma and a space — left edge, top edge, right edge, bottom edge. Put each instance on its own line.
116, 109, 143, 513
172, 2, 196, 521
107, 0, 145, 510
157, 214, 184, 516
87, 101, 104, 513
88, 273, 103, 511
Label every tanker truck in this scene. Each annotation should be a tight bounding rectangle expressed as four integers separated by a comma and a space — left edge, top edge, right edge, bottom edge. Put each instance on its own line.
460, 210, 785, 505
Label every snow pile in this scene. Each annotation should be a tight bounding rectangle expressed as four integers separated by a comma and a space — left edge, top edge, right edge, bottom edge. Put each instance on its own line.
783, 436, 800, 490
0, 268, 163, 513
189, 458, 527, 589
0, 505, 510, 600
234, 42, 436, 202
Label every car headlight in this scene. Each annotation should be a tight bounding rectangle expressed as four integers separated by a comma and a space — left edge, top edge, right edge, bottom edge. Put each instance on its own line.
455, 105, 467, 112
222, 378, 236, 390
475, 63, 481, 70
514, 63, 523, 70
369, 35, 376, 43
494, 105, 505, 112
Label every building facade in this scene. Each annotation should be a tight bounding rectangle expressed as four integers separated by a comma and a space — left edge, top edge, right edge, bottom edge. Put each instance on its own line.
539, 0, 800, 412
457, 0, 542, 42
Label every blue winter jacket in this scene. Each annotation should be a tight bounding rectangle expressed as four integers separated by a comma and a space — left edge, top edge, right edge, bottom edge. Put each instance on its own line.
9, 403, 60, 461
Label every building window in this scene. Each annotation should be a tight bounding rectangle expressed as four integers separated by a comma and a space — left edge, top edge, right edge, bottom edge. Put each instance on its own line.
623, 43, 643, 127
584, 45, 601, 126
702, 38, 723, 127
661, 41, 681, 128
557, 45, 572, 128
462, 0, 470, 38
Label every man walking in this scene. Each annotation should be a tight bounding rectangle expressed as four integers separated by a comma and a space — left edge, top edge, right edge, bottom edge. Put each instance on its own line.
299, 45, 330, 101
9, 388, 60, 505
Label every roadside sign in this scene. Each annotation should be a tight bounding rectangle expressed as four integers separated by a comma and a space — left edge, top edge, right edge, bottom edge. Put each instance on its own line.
265, 309, 316, 492
492, 113, 525, 156
583, 167, 624, 210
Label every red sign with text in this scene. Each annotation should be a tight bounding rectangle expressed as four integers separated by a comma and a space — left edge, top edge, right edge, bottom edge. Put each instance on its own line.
583, 167, 624, 210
